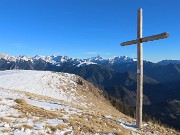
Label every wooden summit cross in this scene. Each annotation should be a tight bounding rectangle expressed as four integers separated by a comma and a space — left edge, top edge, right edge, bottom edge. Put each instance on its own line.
120, 8, 169, 128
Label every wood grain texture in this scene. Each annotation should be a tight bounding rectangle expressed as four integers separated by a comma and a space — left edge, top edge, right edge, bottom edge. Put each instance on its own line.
120, 32, 169, 46
120, 8, 169, 128
136, 8, 143, 128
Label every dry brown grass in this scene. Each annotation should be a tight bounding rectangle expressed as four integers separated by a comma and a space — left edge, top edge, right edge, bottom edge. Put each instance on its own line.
68, 113, 129, 135
1, 129, 11, 133
10, 79, 132, 134
13, 124, 34, 130
33, 117, 46, 123
138, 122, 180, 135
0, 117, 12, 123
64, 131, 73, 135
69, 121, 80, 135
45, 124, 68, 132
5, 97, 14, 100
7, 115, 19, 118
9, 79, 179, 134
17, 113, 33, 118
69, 77, 130, 120
12, 83, 127, 121
13, 90, 83, 110
14, 98, 27, 104
13, 98, 62, 119
149, 124, 180, 135
22, 124, 34, 129
52, 108, 69, 117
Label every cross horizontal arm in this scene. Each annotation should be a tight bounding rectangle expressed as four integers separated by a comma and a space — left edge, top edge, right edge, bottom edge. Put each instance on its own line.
120, 39, 137, 46
140, 32, 169, 43
120, 32, 169, 46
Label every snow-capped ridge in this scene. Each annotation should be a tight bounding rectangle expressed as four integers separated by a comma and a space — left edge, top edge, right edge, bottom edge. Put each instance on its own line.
108, 56, 136, 64
158, 59, 180, 65
0, 53, 137, 67
0, 53, 16, 61
17, 55, 33, 62
1, 53, 180, 66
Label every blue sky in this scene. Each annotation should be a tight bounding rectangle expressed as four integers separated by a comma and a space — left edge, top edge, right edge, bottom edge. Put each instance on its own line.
0, 0, 179, 62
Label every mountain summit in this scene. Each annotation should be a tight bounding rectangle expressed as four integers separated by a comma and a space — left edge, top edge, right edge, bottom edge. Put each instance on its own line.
0, 70, 178, 134
0, 70, 129, 134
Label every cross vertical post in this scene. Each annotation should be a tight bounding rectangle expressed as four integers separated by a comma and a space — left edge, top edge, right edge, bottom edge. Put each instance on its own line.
120, 8, 169, 128
136, 8, 143, 128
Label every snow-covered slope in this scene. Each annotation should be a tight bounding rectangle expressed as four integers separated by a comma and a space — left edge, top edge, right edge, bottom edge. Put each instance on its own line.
76, 61, 97, 67
0, 70, 83, 106
0, 70, 130, 134
0, 70, 178, 135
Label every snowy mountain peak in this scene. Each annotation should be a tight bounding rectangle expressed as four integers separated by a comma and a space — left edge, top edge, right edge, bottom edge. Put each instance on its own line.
0, 53, 16, 61
48, 55, 72, 63
17, 55, 32, 62
91, 55, 103, 60
33, 55, 44, 59
109, 56, 136, 64
0, 53, 138, 68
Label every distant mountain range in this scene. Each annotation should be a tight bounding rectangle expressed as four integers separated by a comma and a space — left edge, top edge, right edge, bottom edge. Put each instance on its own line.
158, 59, 180, 65
0, 53, 179, 67
1, 53, 180, 82
0, 53, 136, 67
1, 53, 180, 129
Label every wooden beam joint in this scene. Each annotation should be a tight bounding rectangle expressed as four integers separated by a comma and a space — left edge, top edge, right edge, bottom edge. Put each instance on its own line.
120, 32, 169, 46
